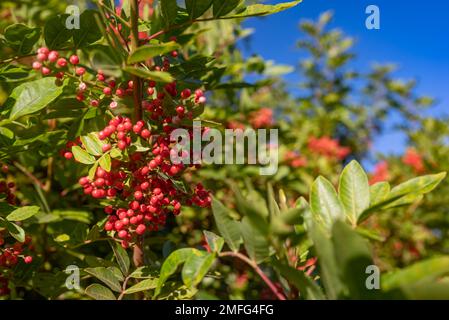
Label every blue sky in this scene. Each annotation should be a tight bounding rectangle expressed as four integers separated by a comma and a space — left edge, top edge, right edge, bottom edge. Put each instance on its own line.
241, 0, 449, 156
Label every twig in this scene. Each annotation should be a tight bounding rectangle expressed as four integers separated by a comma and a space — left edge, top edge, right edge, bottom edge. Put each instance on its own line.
12, 161, 46, 190
219, 251, 287, 300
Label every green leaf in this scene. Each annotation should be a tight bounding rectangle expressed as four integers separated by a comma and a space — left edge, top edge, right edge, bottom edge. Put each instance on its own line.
332, 220, 375, 299
338, 160, 370, 225
98, 153, 111, 172
388, 172, 446, 199
4, 24, 41, 54
240, 217, 270, 263
303, 200, 343, 299
7, 77, 65, 121
127, 42, 180, 64
211, 197, 241, 252
110, 241, 130, 276
72, 146, 96, 164
186, 0, 213, 19
310, 176, 345, 231
212, 0, 241, 17
124, 278, 158, 294
129, 266, 158, 279
155, 248, 197, 296
4, 220, 25, 242
73, 10, 102, 48
272, 259, 324, 300
160, 0, 178, 26
369, 182, 390, 206
267, 182, 281, 217
123, 66, 174, 83
85, 267, 122, 292
182, 251, 215, 288
223, 0, 302, 19
44, 14, 72, 49
6, 206, 40, 221
80, 134, 103, 156
382, 256, 449, 291
203, 230, 224, 253
85, 283, 116, 300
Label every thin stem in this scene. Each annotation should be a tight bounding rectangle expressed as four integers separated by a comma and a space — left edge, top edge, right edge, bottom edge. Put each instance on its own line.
12, 161, 46, 190
117, 275, 132, 300
130, 0, 143, 121
219, 251, 287, 300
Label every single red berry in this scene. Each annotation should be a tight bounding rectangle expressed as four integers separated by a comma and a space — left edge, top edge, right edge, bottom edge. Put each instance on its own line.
24, 256, 33, 264
69, 55, 80, 65
64, 151, 73, 159
102, 144, 111, 152
48, 50, 59, 62
136, 224, 146, 235
141, 129, 151, 139
56, 57, 67, 67
75, 67, 86, 76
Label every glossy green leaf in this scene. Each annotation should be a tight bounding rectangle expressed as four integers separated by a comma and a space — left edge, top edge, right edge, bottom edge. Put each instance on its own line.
160, 0, 178, 26
212, 0, 241, 17
127, 42, 180, 64
382, 256, 449, 291
6, 206, 40, 221
4, 24, 41, 54
332, 220, 376, 299
123, 66, 174, 83
80, 134, 103, 156
124, 278, 158, 294
369, 181, 390, 206
338, 160, 370, 225
155, 248, 197, 296
85, 283, 116, 300
44, 14, 72, 49
85, 267, 122, 292
310, 176, 345, 230
182, 251, 215, 288
186, 0, 213, 19
222, 0, 302, 19
4, 220, 26, 242
203, 230, 224, 253
73, 10, 102, 48
211, 197, 241, 252
240, 217, 270, 263
110, 241, 130, 276
72, 146, 96, 164
98, 153, 111, 172
7, 77, 65, 121
388, 172, 446, 199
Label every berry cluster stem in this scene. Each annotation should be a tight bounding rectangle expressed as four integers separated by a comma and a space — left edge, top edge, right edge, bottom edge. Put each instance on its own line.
130, 0, 143, 122
130, 0, 144, 267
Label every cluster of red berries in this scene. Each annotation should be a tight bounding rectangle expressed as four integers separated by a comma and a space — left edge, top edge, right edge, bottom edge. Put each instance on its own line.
32, 47, 82, 78
0, 164, 16, 205
369, 161, 390, 185
284, 151, 308, 168
73, 116, 210, 248
249, 108, 274, 129
0, 233, 33, 296
402, 148, 425, 173
307, 136, 351, 160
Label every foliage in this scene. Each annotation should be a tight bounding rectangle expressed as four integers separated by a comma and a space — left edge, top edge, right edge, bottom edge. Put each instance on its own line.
0, 0, 448, 300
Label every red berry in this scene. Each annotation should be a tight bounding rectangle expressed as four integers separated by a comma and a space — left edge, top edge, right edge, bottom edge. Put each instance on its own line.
141, 129, 151, 139
48, 50, 59, 62
75, 67, 86, 76
24, 256, 33, 264
103, 87, 112, 95
136, 224, 146, 235
64, 152, 73, 159
69, 55, 79, 65
102, 144, 111, 152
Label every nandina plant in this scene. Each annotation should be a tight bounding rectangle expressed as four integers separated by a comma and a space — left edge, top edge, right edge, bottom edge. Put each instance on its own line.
0, 0, 303, 299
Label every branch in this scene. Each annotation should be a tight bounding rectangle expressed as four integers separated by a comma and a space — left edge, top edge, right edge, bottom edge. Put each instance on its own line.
130, 0, 143, 121
12, 161, 46, 190
219, 251, 287, 300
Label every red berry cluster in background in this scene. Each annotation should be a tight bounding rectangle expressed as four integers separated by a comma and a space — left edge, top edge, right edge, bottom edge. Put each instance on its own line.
307, 136, 351, 160
0, 164, 16, 205
249, 108, 274, 129
0, 232, 33, 297
73, 115, 211, 249
402, 148, 425, 173
369, 161, 390, 185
